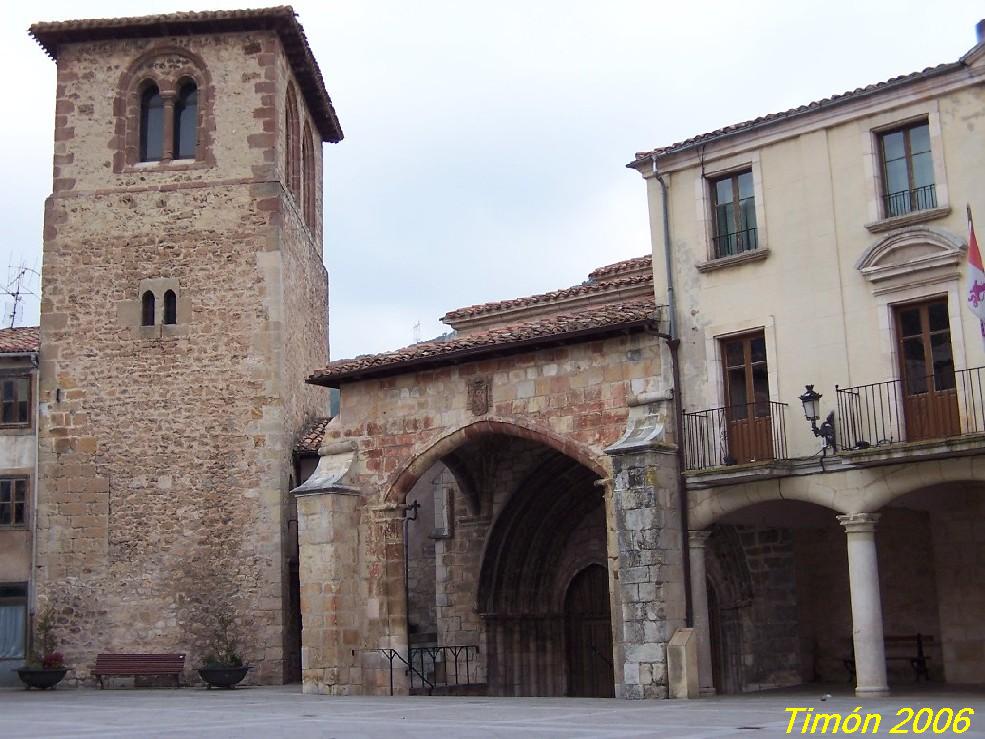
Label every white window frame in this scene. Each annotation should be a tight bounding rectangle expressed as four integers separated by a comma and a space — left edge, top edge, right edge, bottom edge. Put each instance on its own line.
695, 151, 769, 263
862, 101, 950, 228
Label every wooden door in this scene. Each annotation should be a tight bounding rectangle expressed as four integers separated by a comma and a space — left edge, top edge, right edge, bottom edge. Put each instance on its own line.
894, 298, 959, 441
721, 332, 773, 463
564, 564, 614, 698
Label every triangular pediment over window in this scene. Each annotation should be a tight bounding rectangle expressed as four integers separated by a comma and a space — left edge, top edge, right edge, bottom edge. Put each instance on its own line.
856, 226, 966, 295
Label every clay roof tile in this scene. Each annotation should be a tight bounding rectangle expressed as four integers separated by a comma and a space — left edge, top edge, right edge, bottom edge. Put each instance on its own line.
441, 272, 652, 323
310, 300, 657, 386
441, 255, 652, 323
295, 416, 331, 455
0, 327, 39, 354
632, 62, 960, 163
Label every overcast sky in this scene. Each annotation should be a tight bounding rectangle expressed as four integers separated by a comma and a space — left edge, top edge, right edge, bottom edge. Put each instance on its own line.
3, 1, 983, 359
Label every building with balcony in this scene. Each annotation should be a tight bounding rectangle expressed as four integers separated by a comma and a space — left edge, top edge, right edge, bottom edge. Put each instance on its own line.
630, 22, 985, 696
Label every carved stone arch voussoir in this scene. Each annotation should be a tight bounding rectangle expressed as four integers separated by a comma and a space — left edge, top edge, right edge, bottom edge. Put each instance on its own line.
856, 225, 966, 294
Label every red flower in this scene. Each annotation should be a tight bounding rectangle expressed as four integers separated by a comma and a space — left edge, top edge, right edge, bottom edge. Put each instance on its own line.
42, 652, 64, 669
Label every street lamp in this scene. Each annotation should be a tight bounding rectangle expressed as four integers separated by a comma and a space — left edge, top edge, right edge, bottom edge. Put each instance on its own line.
799, 384, 836, 454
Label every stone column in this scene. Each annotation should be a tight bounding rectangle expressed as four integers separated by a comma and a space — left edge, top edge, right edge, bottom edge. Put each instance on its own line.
296, 488, 362, 695
688, 530, 715, 696
838, 512, 890, 697
293, 440, 365, 696
367, 502, 411, 695
161, 95, 176, 162
604, 442, 683, 699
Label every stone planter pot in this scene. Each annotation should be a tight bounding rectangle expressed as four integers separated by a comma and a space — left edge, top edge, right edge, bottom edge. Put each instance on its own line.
198, 665, 250, 689
16, 667, 68, 690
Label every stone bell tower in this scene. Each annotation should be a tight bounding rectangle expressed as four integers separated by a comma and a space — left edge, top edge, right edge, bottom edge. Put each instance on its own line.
30, 7, 341, 683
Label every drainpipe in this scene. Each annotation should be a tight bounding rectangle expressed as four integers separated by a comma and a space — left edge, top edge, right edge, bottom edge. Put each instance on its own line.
650, 155, 693, 629
27, 352, 40, 655
654, 157, 677, 341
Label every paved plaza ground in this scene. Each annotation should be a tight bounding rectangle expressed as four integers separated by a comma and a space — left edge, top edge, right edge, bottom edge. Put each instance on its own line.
1, 684, 984, 738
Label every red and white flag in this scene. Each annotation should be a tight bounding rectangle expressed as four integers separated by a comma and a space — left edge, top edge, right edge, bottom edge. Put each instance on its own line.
966, 206, 985, 342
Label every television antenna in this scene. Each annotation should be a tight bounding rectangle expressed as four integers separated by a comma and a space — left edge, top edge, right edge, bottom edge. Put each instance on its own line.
0, 262, 40, 329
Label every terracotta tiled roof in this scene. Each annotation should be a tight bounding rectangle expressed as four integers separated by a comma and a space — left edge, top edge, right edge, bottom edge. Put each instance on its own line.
29, 6, 342, 142
0, 327, 39, 354
441, 271, 652, 323
587, 255, 652, 280
310, 300, 658, 386
295, 417, 331, 455
632, 61, 964, 163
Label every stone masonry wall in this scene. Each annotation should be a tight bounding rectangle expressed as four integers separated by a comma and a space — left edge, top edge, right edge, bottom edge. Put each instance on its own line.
275, 171, 331, 672
37, 30, 328, 684
405, 464, 440, 641
929, 495, 984, 683
795, 508, 942, 684
793, 520, 853, 684
275, 46, 325, 247
608, 448, 684, 698
298, 331, 681, 697
738, 527, 801, 691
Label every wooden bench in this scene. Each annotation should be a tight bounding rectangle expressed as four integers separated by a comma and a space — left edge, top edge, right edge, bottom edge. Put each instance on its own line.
92, 653, 186, 689
844, 634, 932, 682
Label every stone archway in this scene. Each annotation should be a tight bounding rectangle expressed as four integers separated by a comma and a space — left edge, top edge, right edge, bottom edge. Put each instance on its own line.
388, 417, 609, 505
691, 500, 847, 694
474, 443, 610, 696
875, 481, 985, 685
704, 525, 752, 695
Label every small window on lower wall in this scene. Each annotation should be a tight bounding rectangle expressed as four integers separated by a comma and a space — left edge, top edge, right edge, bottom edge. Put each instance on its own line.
0, 584, 27, 659
0, 479, 27, 526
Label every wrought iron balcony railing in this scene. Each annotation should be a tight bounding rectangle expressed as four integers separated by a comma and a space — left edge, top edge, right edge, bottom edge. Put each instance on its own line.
883, 183, 937, 219
682, 400, 789, 471
836, 366, 985, 451
712, 227, 758, 259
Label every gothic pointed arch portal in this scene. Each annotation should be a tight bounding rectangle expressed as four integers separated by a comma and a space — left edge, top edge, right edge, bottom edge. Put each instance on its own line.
402, 429, 615, 697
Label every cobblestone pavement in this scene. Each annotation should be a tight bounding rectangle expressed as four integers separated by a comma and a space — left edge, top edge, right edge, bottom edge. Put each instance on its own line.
1, 684, 984, 738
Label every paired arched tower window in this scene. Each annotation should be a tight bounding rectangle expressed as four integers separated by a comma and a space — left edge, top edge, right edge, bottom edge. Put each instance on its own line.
284, 85, 319, 231
284, 85, 301, 200
140, 288, 178, 326
119, 48, 211, 170
138, 79, 198, 163
302, 121, 316, 228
